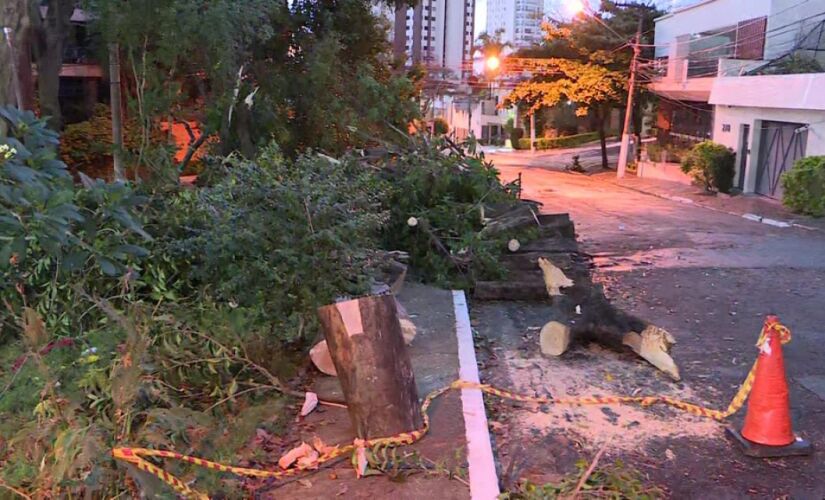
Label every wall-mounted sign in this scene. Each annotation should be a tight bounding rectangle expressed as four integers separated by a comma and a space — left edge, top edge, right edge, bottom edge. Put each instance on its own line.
722, 124, 731, 132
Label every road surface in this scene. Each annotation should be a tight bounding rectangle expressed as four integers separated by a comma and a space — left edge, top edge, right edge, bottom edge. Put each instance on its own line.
481, 160, 825, 498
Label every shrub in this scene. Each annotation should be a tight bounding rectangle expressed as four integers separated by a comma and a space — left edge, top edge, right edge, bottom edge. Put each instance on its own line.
60, 104, 171, 181
781, 155, 825, 217
510, 127, 525, 148
171, 143, 389, 341
680, 141, 736, 193
517, 131, 599, 151
0, 107, 151, 339
646, 143, 690, 163
432, 117, 449, 135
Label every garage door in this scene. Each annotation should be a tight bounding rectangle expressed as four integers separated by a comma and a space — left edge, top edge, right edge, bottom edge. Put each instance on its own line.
755, 121, 808, 199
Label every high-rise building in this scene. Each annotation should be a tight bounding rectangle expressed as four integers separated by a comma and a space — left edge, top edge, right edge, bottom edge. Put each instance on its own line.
486, 0, 543, 48
375, 0, 476, 78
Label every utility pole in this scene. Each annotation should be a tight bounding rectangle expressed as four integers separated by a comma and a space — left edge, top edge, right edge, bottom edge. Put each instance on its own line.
3, 27, 24, 109
108, 43, 125, 181
617, 16, 642, 178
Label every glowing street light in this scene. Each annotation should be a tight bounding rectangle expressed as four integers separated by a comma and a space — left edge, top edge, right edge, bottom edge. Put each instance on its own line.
485, 55, 501, 72
567, 0, 587, 15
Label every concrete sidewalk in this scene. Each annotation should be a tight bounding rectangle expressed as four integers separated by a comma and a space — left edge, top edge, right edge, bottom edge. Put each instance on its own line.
595, 171, 825, 232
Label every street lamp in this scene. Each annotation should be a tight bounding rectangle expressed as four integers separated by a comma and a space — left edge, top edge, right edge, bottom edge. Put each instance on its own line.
567, 0, 587, 15
485, 55, 501, 72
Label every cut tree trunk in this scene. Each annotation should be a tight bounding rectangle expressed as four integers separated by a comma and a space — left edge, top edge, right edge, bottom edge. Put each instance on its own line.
474, 212, 675, 376
317, 294, 423, 439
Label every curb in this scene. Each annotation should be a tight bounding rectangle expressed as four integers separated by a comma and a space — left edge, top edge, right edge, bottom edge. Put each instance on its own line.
452, 290, 500, 500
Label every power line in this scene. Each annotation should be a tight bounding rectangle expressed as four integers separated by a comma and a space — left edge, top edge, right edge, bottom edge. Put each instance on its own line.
636, 0, 814, 49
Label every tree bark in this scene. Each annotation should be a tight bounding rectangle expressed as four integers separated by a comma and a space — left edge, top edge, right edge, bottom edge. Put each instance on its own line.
108, 43, 125, 181
16, 25, 35, 110
31, 0, 73, 129
1, 0, 29, 113
317, 294, 423, 439
597, 105, 608, 170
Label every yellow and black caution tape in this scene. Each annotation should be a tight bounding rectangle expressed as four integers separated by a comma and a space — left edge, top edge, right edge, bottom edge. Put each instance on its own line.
113, 319, 790, 499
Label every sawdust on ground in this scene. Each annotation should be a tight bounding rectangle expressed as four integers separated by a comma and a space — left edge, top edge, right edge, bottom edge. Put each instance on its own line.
502, 344, 722, 451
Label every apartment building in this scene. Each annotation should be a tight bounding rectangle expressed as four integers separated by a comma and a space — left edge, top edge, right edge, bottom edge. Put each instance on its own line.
485, 0, 543, 49
649, 0, 825, 198
376, 0, 475, 77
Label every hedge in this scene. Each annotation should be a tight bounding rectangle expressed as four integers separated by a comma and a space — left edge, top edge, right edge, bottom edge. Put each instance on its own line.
680, 141, 736, 194
781, 155, 825, 217
516, 131, 600, 151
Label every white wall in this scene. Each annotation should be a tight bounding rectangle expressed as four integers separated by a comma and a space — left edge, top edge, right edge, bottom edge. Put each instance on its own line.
710, 73, 825, 110
443, 0, 473, 73
765, 0, 825, 59
654, 0, 772, 58
713, 104, 825, 192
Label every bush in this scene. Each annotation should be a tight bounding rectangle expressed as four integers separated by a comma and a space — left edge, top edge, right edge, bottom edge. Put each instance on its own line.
0, 132, 389, 496
782, 156, 825, 217
646, 143, 690, 163
0, 107, 151, 339
510, 127, 525, 148
517, 131, 600, 151
172, 143, 388, 341
432, 117, 449, 135
60, 104, 172, 181
680, 141, 736, 193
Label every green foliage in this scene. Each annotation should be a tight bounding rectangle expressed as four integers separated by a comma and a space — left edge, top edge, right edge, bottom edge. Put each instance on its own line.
380, 137, 524, 287
0, 106, 150, 338
646, 142, 690, 163
517, 131, 600, 150
501, 459, 663, 499
781, 155, 825, 217
170, 143, 389, 341
758, 54, 824, 75
87, 0, 420, 160
60, 104, 170, 180
510, 127, 525, 149
432, 117, 449, 135
680, 141, 736, 193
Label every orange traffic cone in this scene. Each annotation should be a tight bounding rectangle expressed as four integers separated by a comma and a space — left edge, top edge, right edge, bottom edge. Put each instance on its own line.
726, 316, 813, 457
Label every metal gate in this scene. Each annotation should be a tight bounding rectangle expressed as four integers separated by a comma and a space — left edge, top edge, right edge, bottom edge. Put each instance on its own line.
756, 121, 808, 198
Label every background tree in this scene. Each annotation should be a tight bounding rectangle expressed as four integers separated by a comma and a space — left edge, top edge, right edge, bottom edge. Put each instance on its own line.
504, 1, 661, 168
86, 0, 418, 171
474, 28, 512, 59
0, 0, 30, 122
30, 0, 75, 129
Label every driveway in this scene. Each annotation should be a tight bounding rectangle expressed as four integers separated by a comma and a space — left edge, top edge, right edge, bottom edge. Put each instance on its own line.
476, 164, 825, 498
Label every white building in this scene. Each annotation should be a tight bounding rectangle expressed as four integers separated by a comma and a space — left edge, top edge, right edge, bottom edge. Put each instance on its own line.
486, 0, 544, 48
649, 0, 825, 198
375, 0, 475, 77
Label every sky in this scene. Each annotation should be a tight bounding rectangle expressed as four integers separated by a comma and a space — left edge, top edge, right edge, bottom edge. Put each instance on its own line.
474, 0, 702, 37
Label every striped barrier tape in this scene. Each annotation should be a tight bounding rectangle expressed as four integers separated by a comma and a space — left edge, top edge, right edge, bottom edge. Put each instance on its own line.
113, 318, 789, 499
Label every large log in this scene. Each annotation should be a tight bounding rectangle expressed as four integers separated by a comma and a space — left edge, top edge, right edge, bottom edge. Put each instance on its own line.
317, 294, 423, 439
473, 211, 681, 379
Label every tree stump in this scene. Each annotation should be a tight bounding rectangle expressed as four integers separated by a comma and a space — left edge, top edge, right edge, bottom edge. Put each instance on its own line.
317, 294, 423, 439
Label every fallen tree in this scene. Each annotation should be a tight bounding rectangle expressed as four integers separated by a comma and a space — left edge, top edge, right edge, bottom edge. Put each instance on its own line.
475, 213, 680, 380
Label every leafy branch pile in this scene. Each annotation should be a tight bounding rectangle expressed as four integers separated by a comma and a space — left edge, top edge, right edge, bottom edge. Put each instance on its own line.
0, 106, 526, 496
379, 138, 526, 287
